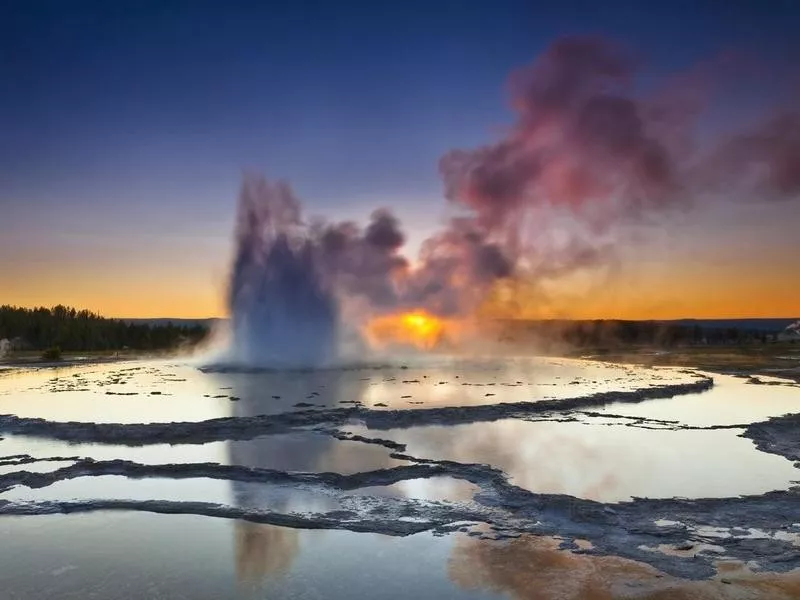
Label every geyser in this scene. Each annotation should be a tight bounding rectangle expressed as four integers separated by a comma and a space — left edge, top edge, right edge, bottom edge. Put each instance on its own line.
219, 171, 515, 368
219, 36, 799, 368
226, 179, 342, 368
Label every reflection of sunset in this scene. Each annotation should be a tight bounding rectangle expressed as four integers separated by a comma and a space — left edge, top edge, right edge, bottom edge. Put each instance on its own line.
235, 522, 299, 585
449, 534, 800, 600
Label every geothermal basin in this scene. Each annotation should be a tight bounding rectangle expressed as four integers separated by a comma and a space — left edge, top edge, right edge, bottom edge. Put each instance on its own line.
0, 356, 799, 599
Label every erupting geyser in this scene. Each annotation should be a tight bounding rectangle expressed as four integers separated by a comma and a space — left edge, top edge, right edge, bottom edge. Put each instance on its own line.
226, 179, 342, 368
218, 36, 799, 368
221, 176, 494, 367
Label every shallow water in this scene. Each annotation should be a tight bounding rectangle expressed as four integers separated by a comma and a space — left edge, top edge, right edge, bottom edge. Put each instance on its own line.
0, 513, 501, 600
0, 357, 696, 422
348, 419, 799, 501
1, 512, 798, 600
0, 429, 407, 473
0, 356, 798, 596
594, 372, 800, 426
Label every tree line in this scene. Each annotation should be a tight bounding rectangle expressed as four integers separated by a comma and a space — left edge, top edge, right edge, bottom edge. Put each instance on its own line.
0, 305, 209, 353
498, 319, 778, 349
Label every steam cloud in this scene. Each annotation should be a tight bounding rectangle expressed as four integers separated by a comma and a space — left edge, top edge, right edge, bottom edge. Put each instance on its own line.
223, 36, 799, 367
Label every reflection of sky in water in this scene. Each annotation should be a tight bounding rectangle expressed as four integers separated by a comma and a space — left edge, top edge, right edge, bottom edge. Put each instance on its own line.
0, 357, 698, 423
0, 363, 231, 423
595, 372, 800, 426
0, 435, 229, 469
0, 359, 798, 506
449, 533, 800, 600
356, 357, 695, 409
1, 513, 797, 599
342, 477, 479, 502
349, 419, 799, 502
0, 358, 799, 597
4, 475, 234, 505
0, 431, 406, 475
0, 513, 498, 600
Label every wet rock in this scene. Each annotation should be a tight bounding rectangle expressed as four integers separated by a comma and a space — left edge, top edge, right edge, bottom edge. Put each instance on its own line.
329, 432, 406, 451
741, 413, 800, 463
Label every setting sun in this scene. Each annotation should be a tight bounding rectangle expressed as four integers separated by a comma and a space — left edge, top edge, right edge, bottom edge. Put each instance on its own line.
365, 309, 450, 350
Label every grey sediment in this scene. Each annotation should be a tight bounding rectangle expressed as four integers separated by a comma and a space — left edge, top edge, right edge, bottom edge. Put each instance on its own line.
741, 413, 800, 465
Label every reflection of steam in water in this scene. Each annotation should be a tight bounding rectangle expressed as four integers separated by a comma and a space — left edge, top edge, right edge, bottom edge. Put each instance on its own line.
235, 522, 300, 585
388, 417, 799, 501
222, 371, 377, 585
224, 368, 371, 470
213, 367, 370, 417
397, 421, 626, 501
449, 534, 800, 600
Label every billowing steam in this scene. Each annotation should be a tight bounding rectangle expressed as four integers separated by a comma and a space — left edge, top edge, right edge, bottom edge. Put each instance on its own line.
221, 36, 799, 368
222, 176, 508, 366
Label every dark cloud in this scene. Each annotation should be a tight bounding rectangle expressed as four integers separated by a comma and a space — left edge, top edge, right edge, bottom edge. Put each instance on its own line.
365, 209, 405, 250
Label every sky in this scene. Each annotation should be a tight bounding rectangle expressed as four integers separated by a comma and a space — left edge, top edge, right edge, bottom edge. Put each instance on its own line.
1, 0, 799, 319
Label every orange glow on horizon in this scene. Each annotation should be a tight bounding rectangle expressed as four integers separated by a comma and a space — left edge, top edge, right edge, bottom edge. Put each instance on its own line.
2, 245, 798, 321
3, 272, 799, 322
364, 309, 461, 350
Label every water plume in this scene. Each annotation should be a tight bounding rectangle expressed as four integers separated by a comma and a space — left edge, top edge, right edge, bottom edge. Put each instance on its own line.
223, 178, 342, 368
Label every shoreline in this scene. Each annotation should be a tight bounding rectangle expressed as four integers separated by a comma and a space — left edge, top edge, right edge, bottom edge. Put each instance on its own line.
0, 353, 159, 370
2, 346, 798, 385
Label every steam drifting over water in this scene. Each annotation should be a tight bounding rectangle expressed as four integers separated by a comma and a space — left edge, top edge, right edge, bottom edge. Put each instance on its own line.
217, 36, 799, 368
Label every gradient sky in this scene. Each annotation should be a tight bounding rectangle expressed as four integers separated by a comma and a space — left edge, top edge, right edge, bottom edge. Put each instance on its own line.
2, 0, 799, 319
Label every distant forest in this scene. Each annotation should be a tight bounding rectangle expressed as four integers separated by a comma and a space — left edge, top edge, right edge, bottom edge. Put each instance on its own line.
497, 319, 789, 349
1, 305, 793, 357
0, 305, 209, 353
